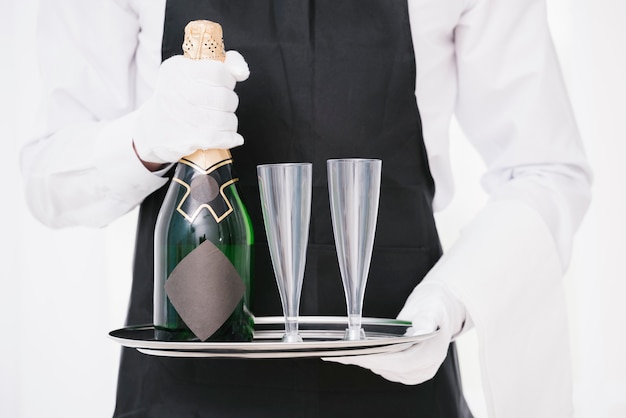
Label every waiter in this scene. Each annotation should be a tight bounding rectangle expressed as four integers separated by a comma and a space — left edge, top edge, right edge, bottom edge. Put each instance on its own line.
21, 0, 591, 417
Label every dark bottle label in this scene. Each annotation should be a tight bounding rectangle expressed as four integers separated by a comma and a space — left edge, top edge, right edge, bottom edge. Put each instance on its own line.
164, 239, 246, 341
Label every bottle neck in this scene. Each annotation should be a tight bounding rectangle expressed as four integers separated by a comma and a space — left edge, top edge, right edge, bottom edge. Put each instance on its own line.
174, 149, 235, 183
180, 149, 232, 171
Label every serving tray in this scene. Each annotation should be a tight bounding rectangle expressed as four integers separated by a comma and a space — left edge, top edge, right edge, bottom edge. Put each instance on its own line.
109, 316, 437, 359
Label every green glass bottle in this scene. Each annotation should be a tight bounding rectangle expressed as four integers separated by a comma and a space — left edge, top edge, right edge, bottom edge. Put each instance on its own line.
153, 20, 253, 342
154, 149, 254, 342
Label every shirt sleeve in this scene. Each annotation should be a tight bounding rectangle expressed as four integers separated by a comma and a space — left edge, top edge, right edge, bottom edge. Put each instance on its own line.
452, 0, 592, 268
426, 0, 591, 415
20, 0, 167, 228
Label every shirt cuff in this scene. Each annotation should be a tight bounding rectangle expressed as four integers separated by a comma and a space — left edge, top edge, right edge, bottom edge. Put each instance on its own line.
93, 112, 168, 206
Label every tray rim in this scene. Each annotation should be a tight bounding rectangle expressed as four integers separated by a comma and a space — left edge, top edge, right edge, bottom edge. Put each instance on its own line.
108, 316, 438, 357
136, 340, 418, 359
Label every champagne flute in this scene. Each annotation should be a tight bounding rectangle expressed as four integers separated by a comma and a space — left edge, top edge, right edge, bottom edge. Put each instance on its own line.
257, 163, 312, 342
327, 158, 382, 341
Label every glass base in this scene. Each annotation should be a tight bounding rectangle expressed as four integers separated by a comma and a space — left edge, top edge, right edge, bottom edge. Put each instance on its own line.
282, 333, 303, 343
344, 327, 366, 341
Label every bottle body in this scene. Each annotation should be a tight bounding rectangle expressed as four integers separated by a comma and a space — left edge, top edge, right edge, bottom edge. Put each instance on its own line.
154, 150, 254, 341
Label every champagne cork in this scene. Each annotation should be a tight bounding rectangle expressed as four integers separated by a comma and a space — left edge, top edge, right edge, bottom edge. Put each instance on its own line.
183, 20, 226, 62
181, 20, 230, 169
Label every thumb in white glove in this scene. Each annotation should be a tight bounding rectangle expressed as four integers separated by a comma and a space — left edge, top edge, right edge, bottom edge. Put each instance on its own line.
133, 50, 250, 164
323, 280, 467, 385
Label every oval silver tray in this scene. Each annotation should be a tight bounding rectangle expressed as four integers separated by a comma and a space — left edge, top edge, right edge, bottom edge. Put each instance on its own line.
109, 316, 438, 359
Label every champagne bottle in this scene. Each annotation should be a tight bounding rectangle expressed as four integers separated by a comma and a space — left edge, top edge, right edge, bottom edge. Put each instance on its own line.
153, 21, 254, 342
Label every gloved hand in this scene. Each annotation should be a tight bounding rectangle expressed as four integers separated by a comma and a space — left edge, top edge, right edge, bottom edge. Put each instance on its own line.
324, 279, 467, 385
133, 51, 250, 164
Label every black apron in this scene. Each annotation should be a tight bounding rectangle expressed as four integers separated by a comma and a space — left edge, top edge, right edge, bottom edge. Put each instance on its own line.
114, 1, 472, 416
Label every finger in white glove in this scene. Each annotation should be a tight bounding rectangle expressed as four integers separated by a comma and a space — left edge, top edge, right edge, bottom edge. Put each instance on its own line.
224, 50, 251, 82
133, 51, 250, 164
323, 280, 466, 385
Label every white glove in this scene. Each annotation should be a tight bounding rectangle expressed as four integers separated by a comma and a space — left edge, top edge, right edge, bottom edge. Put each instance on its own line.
324, 280, 467, 385
133, 51, 250, 164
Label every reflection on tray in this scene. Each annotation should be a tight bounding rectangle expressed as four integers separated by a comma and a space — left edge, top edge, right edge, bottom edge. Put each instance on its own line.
252, 316, 411, 336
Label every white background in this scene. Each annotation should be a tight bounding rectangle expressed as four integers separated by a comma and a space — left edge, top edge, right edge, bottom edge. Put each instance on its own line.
1, 0, 624, 417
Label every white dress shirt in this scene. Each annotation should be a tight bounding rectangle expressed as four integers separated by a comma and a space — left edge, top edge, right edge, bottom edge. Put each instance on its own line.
21, 0, 592, 416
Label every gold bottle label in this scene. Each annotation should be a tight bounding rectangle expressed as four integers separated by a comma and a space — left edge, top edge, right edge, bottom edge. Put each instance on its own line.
173, 149, 238, 223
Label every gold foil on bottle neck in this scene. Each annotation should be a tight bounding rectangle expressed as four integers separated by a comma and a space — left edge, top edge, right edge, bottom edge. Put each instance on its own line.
181, 148, 233, 172
180, 21, 230, 165
183, 20, 226, 62
180, 21, 228, 165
